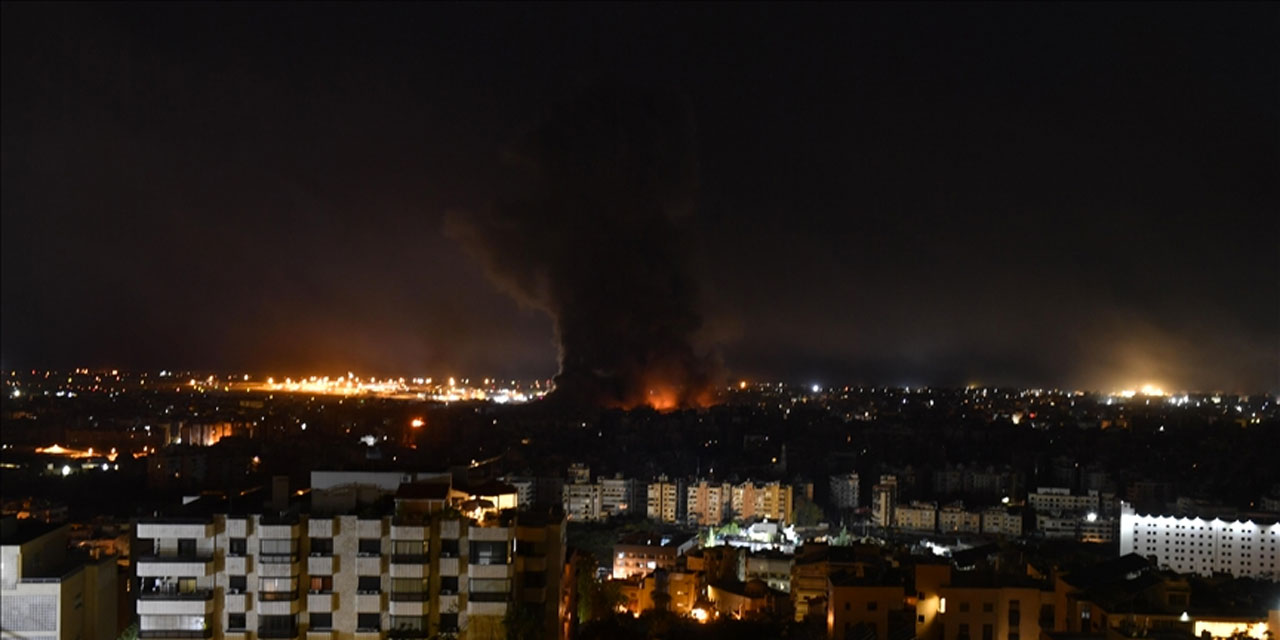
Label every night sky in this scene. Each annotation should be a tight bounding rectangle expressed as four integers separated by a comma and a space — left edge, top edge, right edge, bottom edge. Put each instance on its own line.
2, 3, 1277, 392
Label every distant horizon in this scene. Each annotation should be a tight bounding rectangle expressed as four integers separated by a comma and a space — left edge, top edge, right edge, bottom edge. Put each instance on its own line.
3, 364, 1275, 397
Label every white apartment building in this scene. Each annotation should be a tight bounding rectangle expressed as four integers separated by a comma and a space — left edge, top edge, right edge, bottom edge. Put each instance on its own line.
134, 489, 567, 639
1, 517, 117, 640
646, 477, 684, 524
1119, 502, 1280, 580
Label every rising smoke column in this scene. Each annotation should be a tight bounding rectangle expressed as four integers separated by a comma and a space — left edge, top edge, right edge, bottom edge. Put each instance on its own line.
447, 85, 716, 409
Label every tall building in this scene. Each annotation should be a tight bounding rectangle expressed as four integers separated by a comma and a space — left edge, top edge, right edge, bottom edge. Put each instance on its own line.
132, 482, 567, 639
731, 481, 794, 525
1119, 502, 1280, 580
871, 476, 898, 528
562, 483, 604, 522
686, 481, 733, 527
599, 475, 639, 517
1, 516, 117, 640
646, 476, 684, 524
829, 473, 859, 511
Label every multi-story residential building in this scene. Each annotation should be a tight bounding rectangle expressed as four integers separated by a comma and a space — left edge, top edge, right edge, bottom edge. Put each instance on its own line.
938, 504, 982, 534
646, 476, 684, 524
895, 502, 938, 532
133, 479, 567, 640
1119, 502, 1280, 580
791, 543, 883, 622
599, 475, 639, 517
611, 534, 695, 580
871, 476, 898, 528
742, 549, 794, 593
829, 473, 859, 511
1, 516, 117, 640
731, 481, 793, 525
1029, 488, 1099, 515
566, 464, 590, 485
562, 482, 603, 522
686, 481, 732, 527
826, 568, 908, 640
915, 563, 1053, 640
980, 508, 1023, 537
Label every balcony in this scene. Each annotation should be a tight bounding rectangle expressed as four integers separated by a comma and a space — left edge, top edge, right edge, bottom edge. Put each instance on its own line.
356, 554, 383, 575
258, 589, 299, 602
389, 629, 430, 639
225, 555, 250, 575
391, 553, 429, 564
389, 562, 427, 579
257, 627, 299, 639
307, 591, 337, 611
136, 554, 215, 578
138, 631, 214, 639
390, 591, 429, 602
139, 589, 214, 600
136, 519, 215, 539
224, 592, 248, 613
389, 598, 427, 616
137, 590, 215, 615
307, 554, 335, 575
438, 557, 460, 575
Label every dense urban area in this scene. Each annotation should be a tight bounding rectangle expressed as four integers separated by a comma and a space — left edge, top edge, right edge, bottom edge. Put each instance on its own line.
2, 369, 1278, 640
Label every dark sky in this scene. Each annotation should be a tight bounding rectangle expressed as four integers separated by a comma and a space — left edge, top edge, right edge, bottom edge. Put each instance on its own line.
2, 3, 1277, 392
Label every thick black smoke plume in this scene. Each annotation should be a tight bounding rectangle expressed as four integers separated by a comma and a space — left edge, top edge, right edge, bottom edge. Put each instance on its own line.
447, 85, 717, 409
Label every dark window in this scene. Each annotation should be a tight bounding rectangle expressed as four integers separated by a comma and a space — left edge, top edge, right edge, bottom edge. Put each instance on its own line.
309, 612, 333, 629
228, 613, 246, 630
358, 575, 381, 593
309, 575, 333, 593
229, 538, 247, 556
229, 575, 247, 593
440, 539, 460, 557
959, 623, 970, 640
259, 614, 295, 633
983, 624, 993, 640
391, 615, 426, 632
309, 537, 333, 556
1009, 634, 1019, 640
358, 538, 381, 556
357, 612, 381, 631
470, 540, 509, 565
522, 570, 546, 589
440, 576, 459, 593
982, 602, 994, 613
867, 601, 878, 611
960, 602, 971, 613
845, 602, 851, 611
439, 613, 459, 631
178, 538, 196, 556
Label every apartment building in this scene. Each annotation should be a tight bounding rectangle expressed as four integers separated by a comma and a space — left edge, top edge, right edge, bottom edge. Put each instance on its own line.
1, 516, 117, 640
829, 473, 859, 511
1119, 502, 1280, 580
133, 482, 567, 639
646, 476, 684, 524
686, 481, 732, 527
731, 481, 794, 525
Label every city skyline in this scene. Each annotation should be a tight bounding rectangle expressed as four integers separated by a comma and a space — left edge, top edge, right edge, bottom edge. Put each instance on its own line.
3, 4, 1277, 394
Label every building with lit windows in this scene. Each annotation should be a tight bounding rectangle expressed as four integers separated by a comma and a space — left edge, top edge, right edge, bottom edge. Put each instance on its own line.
646, 476, 684, 524
132, 478, 567, 639
1119, 502, 1280, 580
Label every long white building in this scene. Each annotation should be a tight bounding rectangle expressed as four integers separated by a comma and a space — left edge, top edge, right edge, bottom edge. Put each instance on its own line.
1119, 502, 1280, 580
